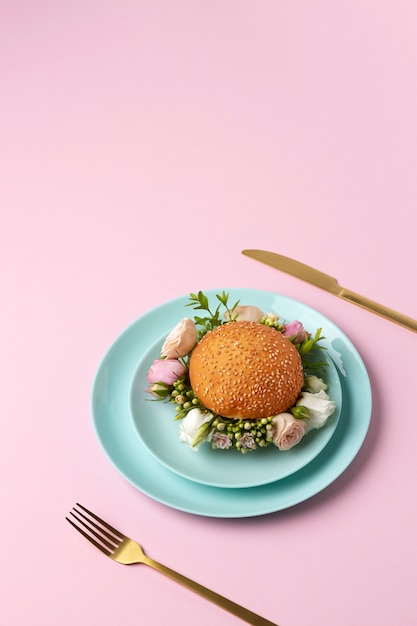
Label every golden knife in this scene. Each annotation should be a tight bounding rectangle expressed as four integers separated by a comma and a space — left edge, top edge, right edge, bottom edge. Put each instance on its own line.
242, 249, 417, 334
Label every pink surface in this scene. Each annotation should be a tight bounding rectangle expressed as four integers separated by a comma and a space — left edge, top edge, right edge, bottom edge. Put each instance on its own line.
2, 1, 417, 624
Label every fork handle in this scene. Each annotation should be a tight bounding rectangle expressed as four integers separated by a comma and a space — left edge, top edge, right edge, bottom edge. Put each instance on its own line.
143, 556, 278, 625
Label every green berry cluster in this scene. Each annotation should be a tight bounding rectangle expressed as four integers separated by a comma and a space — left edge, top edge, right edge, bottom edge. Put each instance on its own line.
170, 375, 204, 420
170, 374, 276, 452
211, 416, 275, 453
260, 314, 285, 331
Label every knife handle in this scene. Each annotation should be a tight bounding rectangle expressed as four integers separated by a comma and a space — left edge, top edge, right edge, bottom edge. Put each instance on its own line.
341, 288, 417, 333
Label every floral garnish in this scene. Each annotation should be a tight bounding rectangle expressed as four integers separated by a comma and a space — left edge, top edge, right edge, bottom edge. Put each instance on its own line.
283, 320, 307, 343
161, 318, 198, 358
146, 291, 336, 454
296, 390, 336, 432
147, 358, 185, 386
185, 291, 240, 339
270, 413, 306, 451
178, 408, 213, 450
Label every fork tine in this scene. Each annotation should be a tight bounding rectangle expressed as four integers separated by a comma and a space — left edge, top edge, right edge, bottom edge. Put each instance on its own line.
68, 510, 118, 551
75, 503, 124, 539
66, 515, 112, 557
72, 507, 121, 545
66, 504, 125, 556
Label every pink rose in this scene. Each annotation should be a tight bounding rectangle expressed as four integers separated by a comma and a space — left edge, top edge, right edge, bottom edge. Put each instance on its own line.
283, 320, 307, 343
161, 318, 198, 358
224, 305, 264, 323
146, 358, 185, 385
271, 413, 306, 451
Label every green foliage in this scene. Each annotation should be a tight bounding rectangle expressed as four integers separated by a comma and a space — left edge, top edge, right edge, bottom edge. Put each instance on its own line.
296, 327, 328, 374
186, 290, 240, 339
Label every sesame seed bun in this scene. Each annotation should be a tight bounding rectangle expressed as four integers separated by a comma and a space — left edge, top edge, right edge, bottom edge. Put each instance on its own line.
189, 321, 304, 419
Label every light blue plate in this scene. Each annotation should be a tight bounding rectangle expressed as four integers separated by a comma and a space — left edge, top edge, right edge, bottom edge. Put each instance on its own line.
91, 289, 372, 518
130, 336, 342, 488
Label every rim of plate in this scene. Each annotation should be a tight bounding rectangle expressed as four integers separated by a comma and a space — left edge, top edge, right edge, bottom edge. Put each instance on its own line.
91, 288, 372, 517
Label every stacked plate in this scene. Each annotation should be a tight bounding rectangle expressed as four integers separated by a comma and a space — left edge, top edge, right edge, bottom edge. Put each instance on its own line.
91, 289, 372, 518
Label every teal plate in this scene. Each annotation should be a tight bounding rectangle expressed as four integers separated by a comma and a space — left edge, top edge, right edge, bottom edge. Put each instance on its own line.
91, 289, 372, 518
129, 338, 342, 488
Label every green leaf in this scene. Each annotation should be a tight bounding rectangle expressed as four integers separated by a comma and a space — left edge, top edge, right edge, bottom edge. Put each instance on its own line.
197, 291, 209, 308
216, 291, 228, 306
299, 339, 314, 355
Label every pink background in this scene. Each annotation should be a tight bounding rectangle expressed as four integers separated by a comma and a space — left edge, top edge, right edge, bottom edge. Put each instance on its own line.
2, 1, 417, 624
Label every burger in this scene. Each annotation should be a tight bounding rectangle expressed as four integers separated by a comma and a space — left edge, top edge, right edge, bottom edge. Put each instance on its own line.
189, 320, 304, 419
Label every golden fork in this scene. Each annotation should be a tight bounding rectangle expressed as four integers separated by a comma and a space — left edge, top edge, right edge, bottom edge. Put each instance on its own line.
66, 504, 278, 626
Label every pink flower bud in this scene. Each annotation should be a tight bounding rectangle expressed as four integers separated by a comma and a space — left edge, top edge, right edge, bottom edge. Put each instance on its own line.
146, 358, 185, 386
283, 320, 307, 343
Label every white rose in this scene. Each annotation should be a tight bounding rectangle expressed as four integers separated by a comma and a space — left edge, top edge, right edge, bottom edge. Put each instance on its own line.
178, 408, 213, 449
297, 390, 336, 433
224, 305, 264, 323
161, 318, 198, 358
303, 375, 328, 393
271, 413, 306, 451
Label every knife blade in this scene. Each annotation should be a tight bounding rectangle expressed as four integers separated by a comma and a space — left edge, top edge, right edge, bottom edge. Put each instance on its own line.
242, 249, 417, 334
